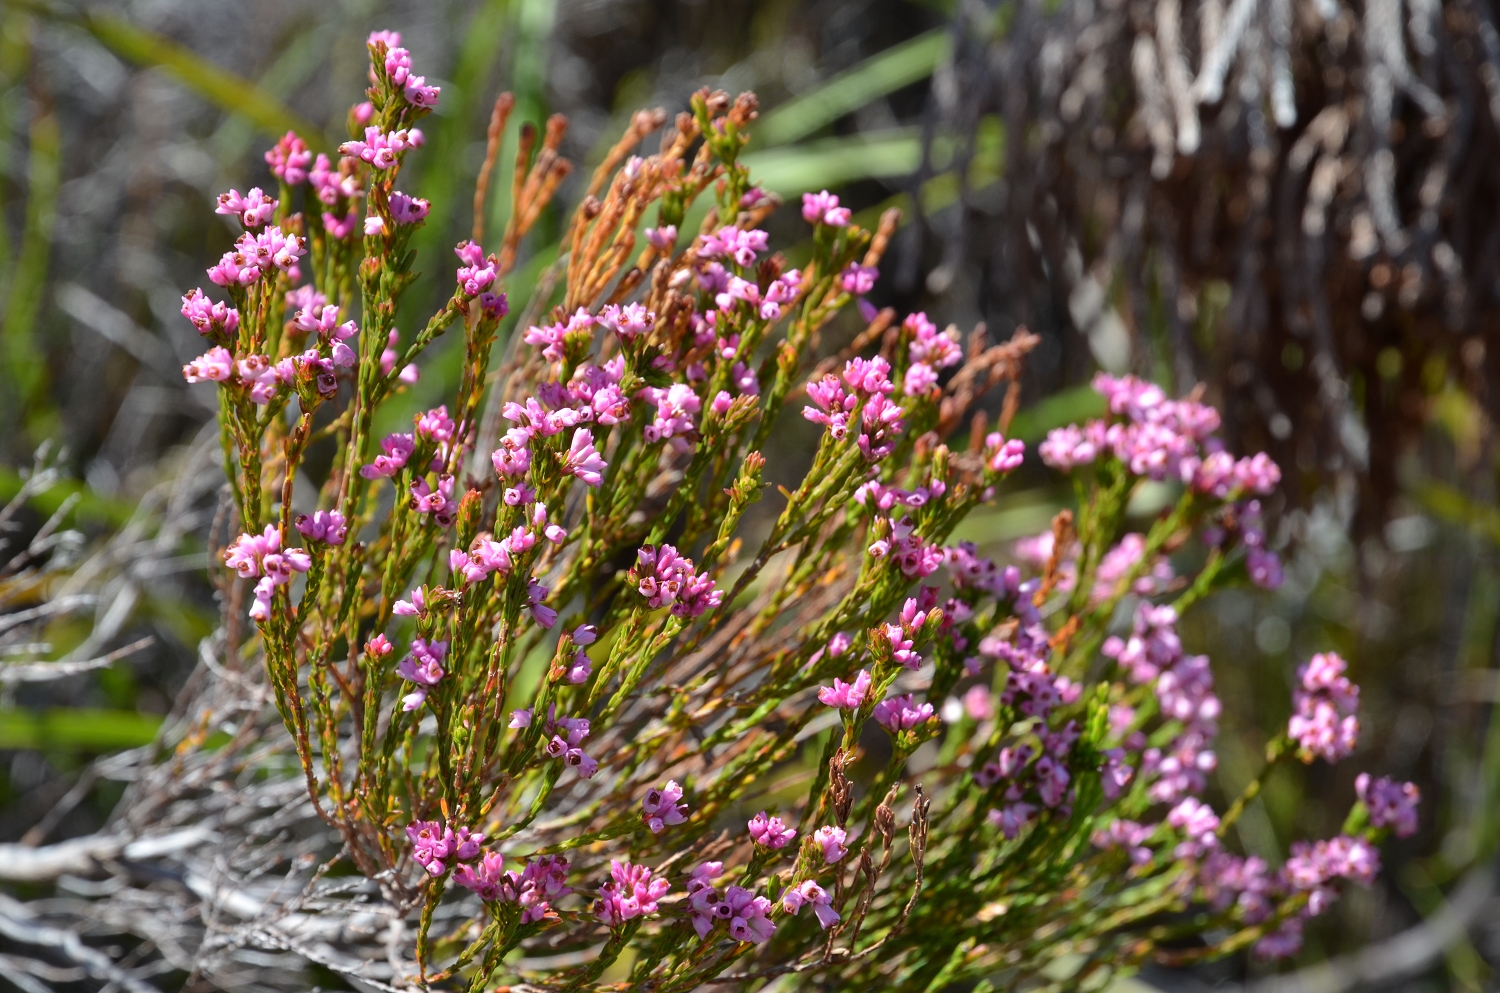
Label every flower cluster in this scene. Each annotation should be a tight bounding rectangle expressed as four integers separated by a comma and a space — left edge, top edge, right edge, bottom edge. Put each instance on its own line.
1289, 652, 1361, 762
595, 859, 671, 926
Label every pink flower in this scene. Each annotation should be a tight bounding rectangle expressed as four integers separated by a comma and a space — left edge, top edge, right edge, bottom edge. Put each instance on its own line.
645, 225, 677, 250
1355, 773, 1420, 838
598, 302, 655, 341
403, 76, 441, 108
987, 802, 1037, 839
984, 432, 1026, 473
453, 240, 497, 296
492, 852, 567, 924
723, 885, 776, 943
406, 819, 455, 876
642, 780, 689, 833
1289, 652, 1360, 763
216, 187, 278, 228
873, 693, 935, 733
528, 579, 557, 629
396, 638, 447, 710
183, 347, 235, 384
747, 811, 795, 849
1167, 798, 1220, 860
339, 126, 423, 170
324, 210, 360, 240
222, 525, 310, 584
634, 544, 723, 618
905, 312, 962, 368
903, 362, 939, 396
818, 669, 871, 710
801, 190, 850, 227
453, 851, 506, 901
265, 131, 313, 185
813, 825, 848, 863
594, 859, 671, 926
409, 474, 457, 526
1254, 919, 1305, 959
698, 227, 769, 267
641, 384, 701, 447
180, 289, 240, 340
781, 880, 840, 929
562, 428, 608, 486
841, 262, 878, 295
294, 509, 348, 545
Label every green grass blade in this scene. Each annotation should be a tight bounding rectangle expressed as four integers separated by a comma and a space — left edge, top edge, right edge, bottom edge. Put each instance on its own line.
0, 100, 60, 439
741, 129, 923, 197
754, 29, 949, 148
0, 706, 162, 751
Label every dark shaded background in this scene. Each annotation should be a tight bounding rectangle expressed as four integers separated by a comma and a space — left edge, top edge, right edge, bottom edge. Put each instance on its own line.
2, 0, 1498, 988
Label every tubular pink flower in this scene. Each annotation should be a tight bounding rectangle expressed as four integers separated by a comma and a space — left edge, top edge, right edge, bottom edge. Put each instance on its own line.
594, 859, 671, 926
642, 780, 689, 833
817, 669, 871, 710
813, 825, 848, 863
746, 811, 795, 849
873, 693, 935, 733
562, 428, 608, 486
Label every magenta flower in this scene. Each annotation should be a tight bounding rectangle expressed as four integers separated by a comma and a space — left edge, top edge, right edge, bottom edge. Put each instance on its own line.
634, 544, 723, 617
984, 432, 1026, 473
594, 859, 671, 926
873, 694, 935, 733
1289, 652, 1360, 763
396, 638, 447, 710
987, 802, 1037, 839
562, 428, 608, 486
724, 885, 777, 943
500, 854, 571, 921
264, 131, 312, 185
841, 261, 878, 295
360, 432, 415, 479
409, 474, 457, 526
817, 669, 871, 710
340, 126, 424, 170
180, 289, 240, 340
453, 850, 506, 901
215, 187, 277, 228
781, 879, 840, 929
295, 510, 348, 546
598, 302, 655, 341
1167, 798, 1221, 860
223, 525, 310, 583
406, 820, 455, 876
747, 811, 795, 849
905, 312, 962, 368
183, 347, 235, 384
813, 825, 848, 863
1355, 773, 1420, 837
698, 227, 769, 267
801, 189, 850, 227
641, 384, 701, 447
645, 225, 677, 250
641, 780, 689, 834
453, 240, 497, 296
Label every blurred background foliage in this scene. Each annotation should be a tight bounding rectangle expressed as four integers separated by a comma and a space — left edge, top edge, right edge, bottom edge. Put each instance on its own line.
0, 0, 1498, 988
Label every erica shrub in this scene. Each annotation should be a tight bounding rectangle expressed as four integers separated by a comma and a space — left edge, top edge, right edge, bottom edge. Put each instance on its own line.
181, 31, 1418, 991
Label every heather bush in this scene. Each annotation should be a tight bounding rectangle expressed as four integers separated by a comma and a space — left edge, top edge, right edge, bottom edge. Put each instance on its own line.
180, 32, 1420, 991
